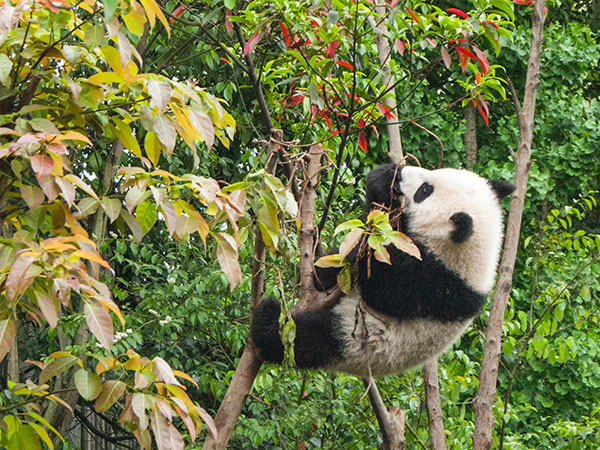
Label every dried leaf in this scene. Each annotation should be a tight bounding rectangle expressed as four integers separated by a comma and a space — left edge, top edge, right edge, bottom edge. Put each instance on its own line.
95, 380, 126, 412
215, 232, 242, 290
339, 228, 363, 261
84, 300, 114, 351
20, 184, 45, 209
147, 79, 172, 112
0, 319, 16, 362
150, 408, 184, 450
35, 290, 58, 329
152, 356, 181, 386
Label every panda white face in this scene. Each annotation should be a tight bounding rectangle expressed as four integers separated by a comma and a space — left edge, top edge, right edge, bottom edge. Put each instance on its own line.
398, 166, 506, 294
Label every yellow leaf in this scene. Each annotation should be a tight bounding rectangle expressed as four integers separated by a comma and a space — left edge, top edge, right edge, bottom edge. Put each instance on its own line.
58, 131, 93, 146
71, 250, 112, 270
173, 370, 198, 387
87, 71, 123, 86
100, 46, 125, 78
171, 104, 195, 148
113, 117, 141, 156
139, 0, 170, 35
144, 131, 160, 166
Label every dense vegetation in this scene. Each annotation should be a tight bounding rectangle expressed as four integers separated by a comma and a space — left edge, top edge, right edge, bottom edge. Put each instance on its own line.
0, 0, 598, 448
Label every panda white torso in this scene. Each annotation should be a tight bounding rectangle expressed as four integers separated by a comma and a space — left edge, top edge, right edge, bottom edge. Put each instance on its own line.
325, 290, 472, 377
250, 164, 514, 377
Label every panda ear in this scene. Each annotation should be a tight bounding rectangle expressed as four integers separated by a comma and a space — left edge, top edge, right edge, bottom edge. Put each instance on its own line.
488, 180, 515, 199
450, 212, 473, 243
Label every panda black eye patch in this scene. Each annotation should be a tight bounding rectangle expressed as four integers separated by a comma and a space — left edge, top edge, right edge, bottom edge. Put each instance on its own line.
413, 182, 434, 203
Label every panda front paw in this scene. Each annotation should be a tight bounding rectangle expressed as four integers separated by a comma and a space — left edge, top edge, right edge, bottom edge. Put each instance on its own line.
365, 164, 404, 212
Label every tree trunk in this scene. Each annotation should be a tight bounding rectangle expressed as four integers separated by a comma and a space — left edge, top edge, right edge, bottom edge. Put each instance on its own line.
424, 360, 446, 450
463, 102, 478, 170
367, 6, 403, 163
364, 379, 406, 450
472, 2, 546, 448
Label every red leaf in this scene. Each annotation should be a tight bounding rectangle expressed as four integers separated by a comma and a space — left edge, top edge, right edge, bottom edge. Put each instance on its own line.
457, 49, 468, 72
335, 60, 354, 70
327, 40, 340, 58
441, 47, 451, 69
472, 99, 489, 127
405, 6, 420, 24
390, 0, 398, 7
476, 72, 481, 85
455, 46, 476, 73
243, 31, 261, 56
170, 5, 184, 23
323, 114, 332, 130
472, 45, 490, 75
395, 39, 406, 56
225, 9, 233, 34
446, 7, 468, 19
31, 154, 54, 176
455, 46, 477, 60
481, 20, 499, 29
376, 102, 396, 120
358, 131, 367, 152
288, 95, 304, 107
426, 37, 437, 48
371, 124, 379, 138
278, 21, 290, 48
477, 93, 490, 117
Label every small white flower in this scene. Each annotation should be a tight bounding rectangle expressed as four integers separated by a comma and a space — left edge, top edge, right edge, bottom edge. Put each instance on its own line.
168, 277, 176, 284
159, 315, 172, 325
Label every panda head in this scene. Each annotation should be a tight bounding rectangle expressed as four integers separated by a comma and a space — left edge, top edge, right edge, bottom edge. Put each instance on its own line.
396, 166, 514, 294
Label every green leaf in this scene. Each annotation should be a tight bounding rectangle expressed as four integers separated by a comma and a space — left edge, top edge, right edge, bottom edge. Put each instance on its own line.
102, 196, 122, 223
74, 369, 103, 401
334, 219, 364, 234
101, 0, 119, 21
0, 53, 13, 86
83, 24, 105, 49
39, 355, 79, 385
28, 422, 54, 450
7, 423, 41, 450
315, 254, 342, 268
136, 200, 158, 235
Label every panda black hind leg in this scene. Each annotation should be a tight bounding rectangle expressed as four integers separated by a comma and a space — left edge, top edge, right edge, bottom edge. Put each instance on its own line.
250, 298, 344, 369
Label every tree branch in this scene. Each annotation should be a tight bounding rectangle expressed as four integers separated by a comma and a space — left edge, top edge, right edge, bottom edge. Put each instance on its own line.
423, 360, 446, 450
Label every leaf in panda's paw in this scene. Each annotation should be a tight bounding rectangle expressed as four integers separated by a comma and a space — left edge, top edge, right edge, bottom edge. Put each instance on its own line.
388, 231, 422, 260
339, 228, 364, 261
334, 219, 364, 235
315, 254, 343, 268
337, 266, 352, 294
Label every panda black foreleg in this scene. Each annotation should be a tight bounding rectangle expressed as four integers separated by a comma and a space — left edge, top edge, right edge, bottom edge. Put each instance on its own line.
365, 163, 403, 212
250, 298, 344, 369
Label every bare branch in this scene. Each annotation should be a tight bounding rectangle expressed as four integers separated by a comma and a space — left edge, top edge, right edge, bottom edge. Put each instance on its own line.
423, 360, 447, 450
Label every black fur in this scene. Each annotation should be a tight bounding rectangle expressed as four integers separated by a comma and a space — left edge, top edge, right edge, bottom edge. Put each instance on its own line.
356, 243, 484, 322
364, 164, 404, 212
450, 212, 473, 243
250, 298, 344, 369
488, 179, 515, 199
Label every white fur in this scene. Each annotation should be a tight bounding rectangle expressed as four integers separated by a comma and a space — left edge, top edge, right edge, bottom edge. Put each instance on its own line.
400, 167, 504, 294
326, 291, 472, 377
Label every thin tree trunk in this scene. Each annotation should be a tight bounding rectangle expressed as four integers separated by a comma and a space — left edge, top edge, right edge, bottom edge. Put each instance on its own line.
424, 360, 446, 450
463, 102, 478, 170
367, 6, 403, 163
364, 379, 405, 450
472, 2, 546, 449
202, 130, 282, 450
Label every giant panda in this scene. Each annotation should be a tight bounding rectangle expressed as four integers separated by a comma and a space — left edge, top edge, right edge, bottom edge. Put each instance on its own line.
250, 164, 514, 377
